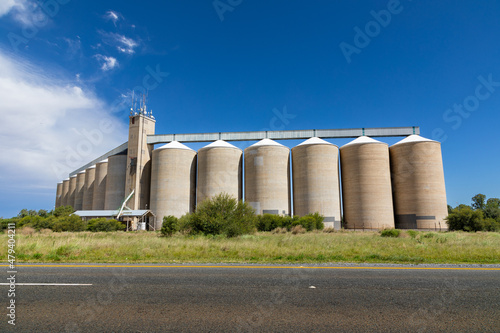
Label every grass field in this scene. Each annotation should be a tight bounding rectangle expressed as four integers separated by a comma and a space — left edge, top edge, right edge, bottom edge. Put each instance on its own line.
2, 229, 500, 264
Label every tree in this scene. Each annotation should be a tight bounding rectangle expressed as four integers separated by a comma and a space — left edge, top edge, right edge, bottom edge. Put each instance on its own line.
484, 198, 500, 220
446, 206, 484, 232
471, 193, 486, 211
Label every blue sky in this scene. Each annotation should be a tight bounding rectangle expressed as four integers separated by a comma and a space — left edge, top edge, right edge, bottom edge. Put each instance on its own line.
0, 0, 499, 218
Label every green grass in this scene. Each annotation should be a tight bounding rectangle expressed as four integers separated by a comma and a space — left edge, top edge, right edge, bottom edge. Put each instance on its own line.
1, 230, 500, 264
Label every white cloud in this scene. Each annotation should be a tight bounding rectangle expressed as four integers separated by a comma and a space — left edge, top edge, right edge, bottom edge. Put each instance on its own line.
94, 54, 118, 71
0, 0, 22, 17
0, 50, 128, 193
105, 10, 121, 26
99, 31, 139, 54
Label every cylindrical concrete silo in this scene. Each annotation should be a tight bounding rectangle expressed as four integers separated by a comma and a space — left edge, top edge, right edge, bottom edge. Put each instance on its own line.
61, 178, 70, 207
92, 159, 108, 210
390, 135, 448, 230
340, 136, 394, 230
104, 151, 128, 210
82, 165, 96, 210
150, 141, 197, 229
244, 139, 290, 215
68, 175, 77, 209
197, 140, 242, 205
74, 171, 86, 211
292, 137, 341, 229
55, 182, 63, 208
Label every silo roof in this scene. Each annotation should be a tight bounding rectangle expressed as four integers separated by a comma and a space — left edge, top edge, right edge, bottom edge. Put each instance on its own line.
87, 165, 96, 169
78, 170, 86, 174
249, 138, 285, 147
156, 141, 194, 151
70, 174, 77, 178
342, 136, 385, 147
201, 140, 240, 150
97, 159, 108, 163
392, 134, 436, 146
297, 137, 333, 146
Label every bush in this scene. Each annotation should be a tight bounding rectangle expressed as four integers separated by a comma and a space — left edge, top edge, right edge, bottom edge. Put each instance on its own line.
256, 213, 324, 232
381, 229, 401, 238
53, 206, 74, 217
86, 218, 125, 232
446, 206, 485, 232
271, 227, 287, 234
181, 193, 257, 237
161, 216, 179, 236
406, 230, 418, 239
52, 215, 87, 232
291, 225, 306, 235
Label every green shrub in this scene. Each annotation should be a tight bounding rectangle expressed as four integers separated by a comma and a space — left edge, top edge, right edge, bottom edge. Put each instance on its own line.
291, 225, 306, 235
53, 205, 75, 217
52, 215, 87, 232
181, 193, 257, 237
381, 229, 401, 238
161, 216, 179, 236
446, 206, 484, 232
86, 218, 125, 232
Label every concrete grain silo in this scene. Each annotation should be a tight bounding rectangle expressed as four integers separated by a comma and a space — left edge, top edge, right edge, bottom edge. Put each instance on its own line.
68, 175, 77, 209
104, 151, 128, 210
61, 178, 70, 207
340, 136, 394, 230
92, 159, 108, 210
244, 139, 290, 215
197, 140, 242, 204
55, 182, 63, 208
82, 165, 96, 210
292, 137, 341, 229
74, 171, 86, 211
150, 141, 197, 229
390, 135, 448, 230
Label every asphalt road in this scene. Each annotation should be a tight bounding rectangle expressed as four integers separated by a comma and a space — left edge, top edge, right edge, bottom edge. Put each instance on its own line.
1, 264, 499, 332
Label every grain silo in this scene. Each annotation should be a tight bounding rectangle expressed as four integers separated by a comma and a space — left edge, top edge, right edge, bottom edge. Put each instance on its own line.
74, 171, 86, 211
150, 141, 197, 229
92, 159, 108, 210
55, 182, 63, 208
104, 151, 128, 210
340, 136, 394, 230
82, 165, 96, 210
61, 178, 70, 207
292, 137, 341, 229
197, 140, 242, 205
68, 175, 77, 209
390, 135, 448, 230
244, 139, 290, 215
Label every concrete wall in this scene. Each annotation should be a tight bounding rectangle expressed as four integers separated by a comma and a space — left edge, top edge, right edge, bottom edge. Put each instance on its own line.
244, 140, 290, 215
197, 142, 242, 204
104, 154, 128, 210
74, 172, 86, 211
92, 160, 108, 210
340, 138, 394, 230
82, 166, 95, 210
390, 138, 448, 230
68, 175, 77, 209
292, 139, 341, 229
61, 179, 70, 207
150, 143, 197, 229
55, 182, 63, 208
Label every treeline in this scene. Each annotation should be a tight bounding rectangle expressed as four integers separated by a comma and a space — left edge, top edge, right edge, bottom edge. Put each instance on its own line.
161, 193, 324, 237
0, 206, 125, 232
447, 194, 500, 232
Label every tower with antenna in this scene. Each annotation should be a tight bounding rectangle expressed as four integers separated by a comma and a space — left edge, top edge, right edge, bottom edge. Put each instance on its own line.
125, 91, 156, 219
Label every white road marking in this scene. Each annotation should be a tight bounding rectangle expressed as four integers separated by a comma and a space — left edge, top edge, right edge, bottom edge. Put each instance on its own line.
0, 283, 92, 286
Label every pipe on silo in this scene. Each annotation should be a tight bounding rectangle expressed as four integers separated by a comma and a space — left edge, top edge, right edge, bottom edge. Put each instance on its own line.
244, 139, 290, 216
340, 136, 394, 230
390, 135, 448, 230
292, 137, 341, 229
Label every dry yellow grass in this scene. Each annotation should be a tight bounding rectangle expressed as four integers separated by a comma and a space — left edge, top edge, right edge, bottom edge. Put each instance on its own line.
1, 230, 499, 264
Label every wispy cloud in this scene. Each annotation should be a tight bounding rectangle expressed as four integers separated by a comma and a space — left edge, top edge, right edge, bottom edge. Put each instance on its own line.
94, 54, 118, 71
0, 50, 127, 193
1, 0, 50, 28
104, 10, 122, 26
99, 30, 139, 54
0, 0, 23, 17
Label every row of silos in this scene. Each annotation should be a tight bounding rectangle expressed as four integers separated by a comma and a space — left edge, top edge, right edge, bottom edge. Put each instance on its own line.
56, 151, 128, 211
147, 135, 446, 231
